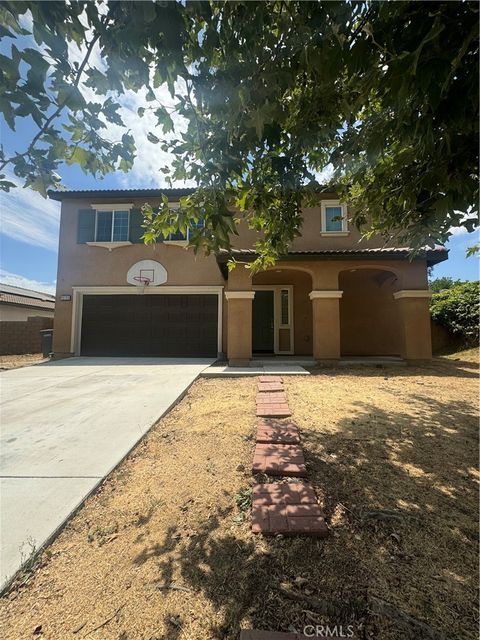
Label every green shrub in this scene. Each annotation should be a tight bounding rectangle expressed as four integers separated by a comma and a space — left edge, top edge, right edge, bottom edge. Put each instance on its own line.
430, 281, 479, 345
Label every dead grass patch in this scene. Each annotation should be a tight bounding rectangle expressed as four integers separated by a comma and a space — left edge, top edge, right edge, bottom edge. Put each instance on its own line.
0, 355, 478, 639
0, 353, 47, 370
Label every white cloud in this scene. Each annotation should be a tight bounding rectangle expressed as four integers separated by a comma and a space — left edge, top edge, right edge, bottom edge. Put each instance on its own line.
18, 9, 33, 32
448, 210, 479, 238
0, 175, 60, 251
449, 225, 478, 237
0, 269, 56, 295
114, 85, 194, 189
67, 33, 193, 189
311, 164, 334, 185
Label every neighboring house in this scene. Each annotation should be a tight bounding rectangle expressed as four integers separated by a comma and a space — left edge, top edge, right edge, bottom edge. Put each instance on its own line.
47, 188, 447, 364
0, 284, 55, 355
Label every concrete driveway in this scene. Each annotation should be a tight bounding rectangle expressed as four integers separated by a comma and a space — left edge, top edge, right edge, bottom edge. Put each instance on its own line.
0, 357, 214, 590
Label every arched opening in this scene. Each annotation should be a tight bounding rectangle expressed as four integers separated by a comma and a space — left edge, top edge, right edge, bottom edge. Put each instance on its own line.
252, 268, 313, 355
339, 268, 402, 357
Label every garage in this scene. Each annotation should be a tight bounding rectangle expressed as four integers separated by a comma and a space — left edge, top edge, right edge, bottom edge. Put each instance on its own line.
80, 294, 219, 357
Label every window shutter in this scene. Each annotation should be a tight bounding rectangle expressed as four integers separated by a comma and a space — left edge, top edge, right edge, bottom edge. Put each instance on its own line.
128, 208, 144, 243
77, 209, 95, 243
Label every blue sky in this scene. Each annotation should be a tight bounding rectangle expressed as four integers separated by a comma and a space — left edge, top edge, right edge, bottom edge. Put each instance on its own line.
0, 16, 478, 294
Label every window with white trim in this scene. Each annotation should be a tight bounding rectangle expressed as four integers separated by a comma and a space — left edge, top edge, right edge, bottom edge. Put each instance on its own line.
321, 200, 348, 233
95, 210, 130, 242
280, 289, 290, 325
166, 218, 205, 242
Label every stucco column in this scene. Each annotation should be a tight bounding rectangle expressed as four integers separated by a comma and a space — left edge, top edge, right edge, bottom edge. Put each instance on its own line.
309, 291, 343, 361
393, 290, 433, 360
225, 291, 255, 366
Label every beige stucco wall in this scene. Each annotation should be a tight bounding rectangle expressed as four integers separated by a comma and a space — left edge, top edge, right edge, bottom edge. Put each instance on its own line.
225, 297, 252, 364
311, 296, 342, 360
227, 257, 428, 291
53, 197, 224, 355
225, 259, 430, 361
0, 305, 54, 321
53, 194, 434, 360
396, 297, 433, 360
339, 269, 403, 356
231, 191, 405, 252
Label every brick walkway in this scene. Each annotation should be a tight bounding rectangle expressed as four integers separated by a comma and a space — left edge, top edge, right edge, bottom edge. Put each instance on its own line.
253, 443, 307, 476
256, 393, 288, 403
256, 404, 292, 418
258, 375, 283, 383
258, 382, 284, 392
256, 378, 290, 418
256, 420, 300, 444
244, 376, 329, 639
252, 483, 328, 536
250, 376, 328, 538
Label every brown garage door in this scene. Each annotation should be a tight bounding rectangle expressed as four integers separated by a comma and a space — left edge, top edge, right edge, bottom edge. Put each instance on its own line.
81, 294, 218, 357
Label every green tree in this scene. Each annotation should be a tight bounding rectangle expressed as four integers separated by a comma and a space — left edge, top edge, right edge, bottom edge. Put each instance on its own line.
1, 1, 478, 270
430, 281, 479, 345
429, 276, 463, 293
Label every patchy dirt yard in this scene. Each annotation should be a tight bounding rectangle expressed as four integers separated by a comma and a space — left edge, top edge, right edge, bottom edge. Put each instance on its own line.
0, 350, 478, 639
0, 353, 47, 370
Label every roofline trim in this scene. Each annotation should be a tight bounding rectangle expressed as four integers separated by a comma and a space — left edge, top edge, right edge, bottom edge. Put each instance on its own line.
0, 300, 55, 310
46, 184, 338, 202
0, 285, 56, 300
215, 248, 448, 278
216, 248, 447, 262
47, 188, 196, 201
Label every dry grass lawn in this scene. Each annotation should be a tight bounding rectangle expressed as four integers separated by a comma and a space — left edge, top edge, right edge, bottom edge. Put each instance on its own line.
0, 349, 478, 639
0, 353, 47, 370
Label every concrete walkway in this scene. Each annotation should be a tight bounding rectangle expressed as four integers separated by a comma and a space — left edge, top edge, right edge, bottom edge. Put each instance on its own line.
201, 364, 310, 376
0, 357, 213, 590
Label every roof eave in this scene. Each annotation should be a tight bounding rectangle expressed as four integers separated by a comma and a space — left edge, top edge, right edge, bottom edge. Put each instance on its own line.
46, 188, 197, 202
0, 300, 55, 310
215, 247, 448, 277
46, 184, 338, 202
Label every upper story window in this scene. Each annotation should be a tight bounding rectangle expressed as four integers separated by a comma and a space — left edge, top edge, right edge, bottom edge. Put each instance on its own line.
95, 210, 130, 242
77, 202, 204, 248
321, 200, 348, 235
166, 217, 205, 242
76, 203, 135, 249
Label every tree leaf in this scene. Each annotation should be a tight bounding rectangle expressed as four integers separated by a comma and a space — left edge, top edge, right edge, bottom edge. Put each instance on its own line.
147, 132, 160, 144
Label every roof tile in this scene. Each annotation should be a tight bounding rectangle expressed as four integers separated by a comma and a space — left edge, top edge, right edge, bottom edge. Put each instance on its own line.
0, 293, 55, 310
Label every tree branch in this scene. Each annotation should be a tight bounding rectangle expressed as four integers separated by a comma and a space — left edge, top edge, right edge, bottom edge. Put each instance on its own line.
0, 18, 106, 173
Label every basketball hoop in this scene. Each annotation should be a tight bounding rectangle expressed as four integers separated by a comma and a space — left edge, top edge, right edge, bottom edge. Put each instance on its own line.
127, 261, 167, 287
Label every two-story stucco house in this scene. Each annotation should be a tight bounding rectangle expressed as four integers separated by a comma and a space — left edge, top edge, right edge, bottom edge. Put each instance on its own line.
48, 188, 447, 364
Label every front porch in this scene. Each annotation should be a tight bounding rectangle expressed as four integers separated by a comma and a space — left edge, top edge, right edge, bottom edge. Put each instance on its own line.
219, 251, 443, 366
201, 355, 408, 379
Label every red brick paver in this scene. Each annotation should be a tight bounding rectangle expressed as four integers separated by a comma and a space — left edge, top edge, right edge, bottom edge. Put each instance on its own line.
253, 482, 318, 505
250, 375, 329, 538
258, 375, 283, 383
252, 505, 328, 536
256, 420, 300, 444
258, 382, 284, 392
256, 404, 292, 418
256, 393, 288, 404
253, 443, 306, 476
251, 483, 328, 537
